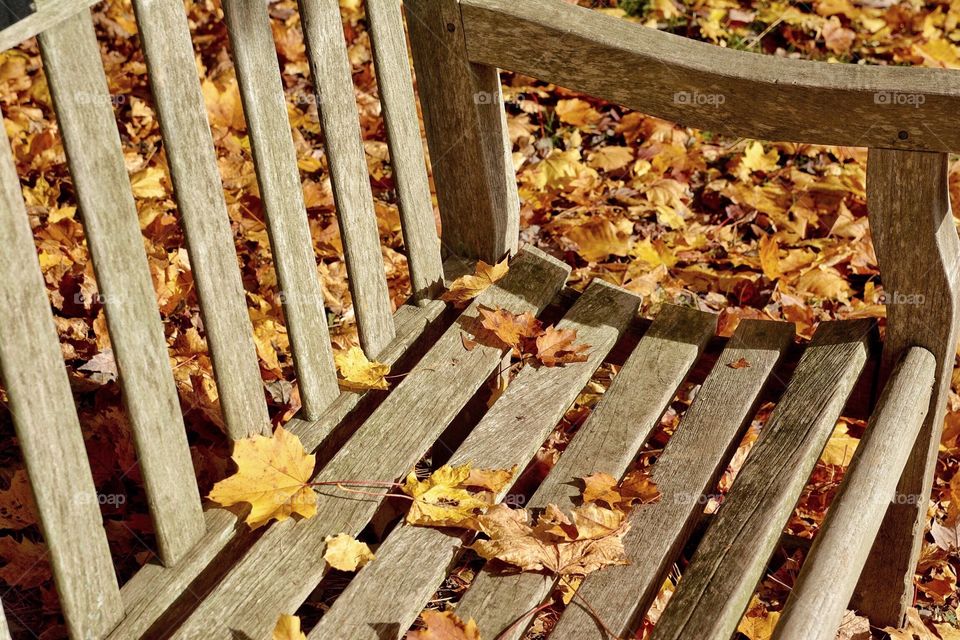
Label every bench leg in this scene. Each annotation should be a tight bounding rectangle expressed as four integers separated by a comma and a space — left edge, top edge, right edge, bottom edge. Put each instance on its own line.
852, 148, 960, 626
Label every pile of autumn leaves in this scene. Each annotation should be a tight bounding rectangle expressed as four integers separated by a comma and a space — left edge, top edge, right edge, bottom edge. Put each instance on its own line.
208, 261, 659, 640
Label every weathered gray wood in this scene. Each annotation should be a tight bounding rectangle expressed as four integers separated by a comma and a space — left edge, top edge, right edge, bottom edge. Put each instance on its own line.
853, 149, 960, 626
651, 320, 873, 640
111, 299, 446, 640
168, 248, 569, 639
456, 305, 717, 640
366, 0, 444, 300
309, 280, 640, 640
404, 0, 519, 262
39, 10, 204, 566
553, 319, 794, 640
460, 0, 960, 153
221, 0, 340, 419
298, 0, 396, 355
0, 0, 100, 53
776, 347, 935, 640
0, 599, 9, 640
0, 104, 122, 639
132, 0, 270, 440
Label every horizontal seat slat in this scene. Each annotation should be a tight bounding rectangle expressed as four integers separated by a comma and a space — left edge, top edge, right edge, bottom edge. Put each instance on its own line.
0, 102, 122, 640
298, 0, 396, 355
168, 247, 569, 639
455, 304, 717, 640
131, 0, 270, 440
651, 319, 874, 640
309, 279, 640, 639
221, 0, 340, 420
0, 0, 100, 54
110, 298, 447, 640
552, 319, 794, 640
38, 9, 204, 567
366, 0, 444, 300
774, 347, 935, 640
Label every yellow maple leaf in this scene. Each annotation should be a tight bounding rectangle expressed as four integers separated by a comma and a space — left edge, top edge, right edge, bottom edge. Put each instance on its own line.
273, 614, 307, 640
335, 346, 390, 391
738, 141, 780, 179
402, 465, 491, 528
408, 610, 481, 640
737, 595, 780, 640
441, 259, 509, 307
208, 426, 317, 528
130, 166, 168, 199
565, 217, 633, 263
820, 421, 859, 467
554, 98, 601, 128
529, 148, 584, 191
588, 146, 634, 172
323, 533, 375, 571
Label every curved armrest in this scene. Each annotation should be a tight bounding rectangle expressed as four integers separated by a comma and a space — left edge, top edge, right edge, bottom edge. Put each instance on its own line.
460, 0, 960, 152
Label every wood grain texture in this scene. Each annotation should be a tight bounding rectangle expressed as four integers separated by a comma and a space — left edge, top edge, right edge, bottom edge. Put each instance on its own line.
111, 299, 446, 640
0, 0, 100, 53
776, 347, 935, 640
460, 0, 960, 153
552, 319, 794, 640
168, 247, 569, 640
132, 0, 270, 440
404, 0, 519, 262
651, 319, 874, 640
308, 280, 640, 640
0, 599, 9, 640
456, 305, 717, 640
853, 149, 960, 626
366, 0, 444, 300
0, 103, 122, 640
39, 10, 205, 566
221, 0, 340, 419
298, 0, 396, 355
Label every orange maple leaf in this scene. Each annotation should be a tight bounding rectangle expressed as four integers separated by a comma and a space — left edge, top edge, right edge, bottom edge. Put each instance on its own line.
535, 326, 590, 367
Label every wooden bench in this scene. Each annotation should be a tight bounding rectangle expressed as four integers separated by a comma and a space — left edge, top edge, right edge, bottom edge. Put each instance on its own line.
0, 0, 954, 638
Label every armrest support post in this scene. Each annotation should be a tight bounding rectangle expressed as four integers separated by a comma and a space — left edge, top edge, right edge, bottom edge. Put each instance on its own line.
854, 148, 960, 626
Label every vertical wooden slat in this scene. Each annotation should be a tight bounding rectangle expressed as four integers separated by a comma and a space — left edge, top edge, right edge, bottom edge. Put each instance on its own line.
297, 0, 396, 355
366, 0, 443, 300
853, 149, 960, 626
131, 0, 270, 440
38, 11, 204, 566
0, 104, 122, 639
0, 598, 9, 640
404, 0, 520, 263
221, 0, 341, 418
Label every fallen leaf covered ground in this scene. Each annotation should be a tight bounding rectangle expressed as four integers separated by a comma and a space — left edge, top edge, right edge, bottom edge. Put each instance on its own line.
0, 0, 958, 637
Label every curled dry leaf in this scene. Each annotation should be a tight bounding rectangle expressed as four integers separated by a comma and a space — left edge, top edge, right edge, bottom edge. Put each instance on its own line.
477, 306, 543, 352
581, 469, 661, 511
442, 259, 510, 307
401, 464, 512, 528
408, 610, 481, 640
727, 357, 751, 369
208, 426, 317, 528
535, 326, 590, 367
273, 614, 307, 640
323, 533, 375, 572
469, 502, 630, 576
335, 346, 390, 391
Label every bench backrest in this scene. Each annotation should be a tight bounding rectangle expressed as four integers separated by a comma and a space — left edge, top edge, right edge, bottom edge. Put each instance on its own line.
0, 1, 504, 637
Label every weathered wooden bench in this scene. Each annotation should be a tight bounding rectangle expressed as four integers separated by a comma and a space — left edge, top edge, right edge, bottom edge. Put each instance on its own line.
0, 0, 955, 638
